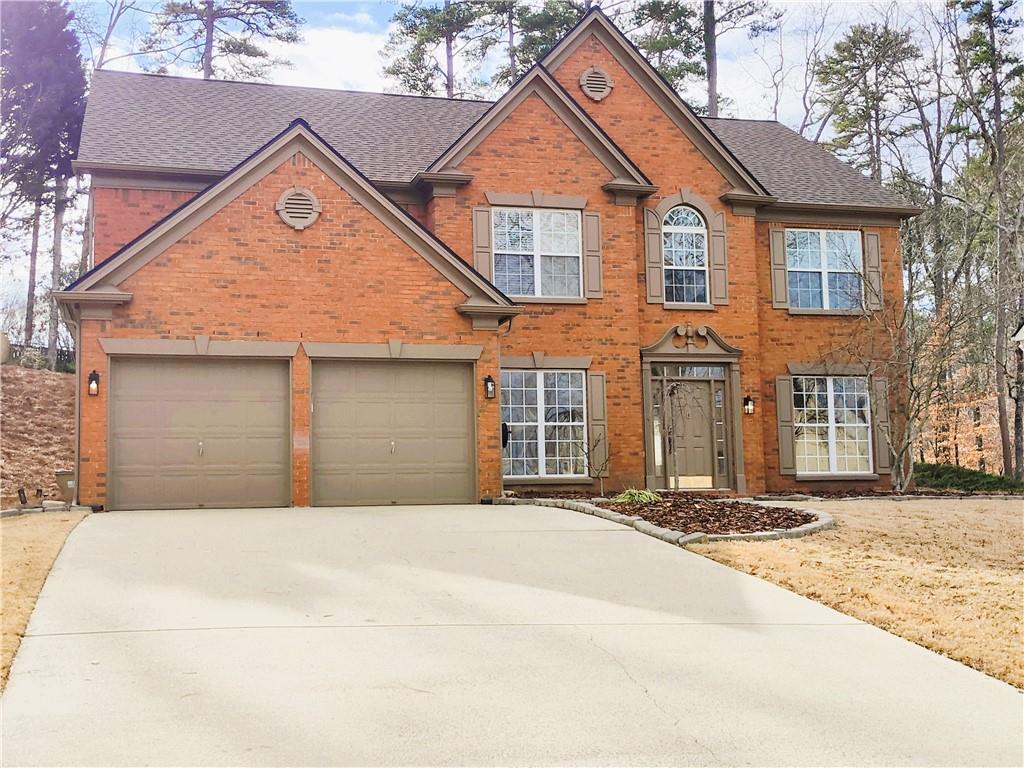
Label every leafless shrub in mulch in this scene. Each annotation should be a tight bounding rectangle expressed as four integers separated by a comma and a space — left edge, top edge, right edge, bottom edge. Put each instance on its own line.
600, 494, 816, 535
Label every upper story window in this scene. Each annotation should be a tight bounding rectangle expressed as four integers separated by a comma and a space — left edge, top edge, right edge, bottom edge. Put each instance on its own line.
786, 229, 863, 310
662, 206, 709, 304
492, 208, 582, 298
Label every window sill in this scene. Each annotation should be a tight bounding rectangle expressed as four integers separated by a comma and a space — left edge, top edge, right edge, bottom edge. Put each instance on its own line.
511, 296, 588, 305
796, 473, 879, 482
503, 476, 594, 485
787, 308, 865, 316
663, 302, 715, 311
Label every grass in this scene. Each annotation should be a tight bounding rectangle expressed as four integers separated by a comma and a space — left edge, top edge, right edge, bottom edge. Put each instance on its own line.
1, 510, 87, 690
914, 462, 1024, 494
693, 498, 1023, 688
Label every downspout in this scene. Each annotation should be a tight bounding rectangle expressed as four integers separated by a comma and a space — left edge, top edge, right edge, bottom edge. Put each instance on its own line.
57, 298, 81, 507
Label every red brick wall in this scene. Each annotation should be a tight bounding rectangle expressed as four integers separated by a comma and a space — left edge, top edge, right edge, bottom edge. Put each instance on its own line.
429, 92, 647, 492
81, 34, 906, 501
548, 34, 902, 494
92, 186, 194, 264
77, 153, 503, 507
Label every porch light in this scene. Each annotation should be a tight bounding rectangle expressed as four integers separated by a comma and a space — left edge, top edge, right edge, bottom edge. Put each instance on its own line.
743, 395, 755, 415
483, 374, 496, 399
88, 370, 100, 396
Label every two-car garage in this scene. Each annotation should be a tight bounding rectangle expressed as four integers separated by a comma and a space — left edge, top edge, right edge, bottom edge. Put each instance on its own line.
106, 357, 477, 510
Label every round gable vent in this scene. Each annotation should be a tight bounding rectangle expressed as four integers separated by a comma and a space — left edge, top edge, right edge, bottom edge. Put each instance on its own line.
579, 66, 613, 101
276, 187, 321, 230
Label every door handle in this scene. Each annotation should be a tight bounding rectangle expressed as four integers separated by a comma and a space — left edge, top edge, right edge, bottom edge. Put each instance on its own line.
198, 440, 204, 457
390, 440, 396, 455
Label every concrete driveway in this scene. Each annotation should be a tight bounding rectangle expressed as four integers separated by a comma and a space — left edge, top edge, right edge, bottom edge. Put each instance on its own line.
2, 505, 1020, 766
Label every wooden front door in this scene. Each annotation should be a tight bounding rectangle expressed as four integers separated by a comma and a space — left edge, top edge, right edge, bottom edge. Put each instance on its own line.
665, 380, 714, 489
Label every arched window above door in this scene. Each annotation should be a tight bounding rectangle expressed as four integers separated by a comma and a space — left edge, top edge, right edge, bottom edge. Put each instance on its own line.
662, 205, 709, 304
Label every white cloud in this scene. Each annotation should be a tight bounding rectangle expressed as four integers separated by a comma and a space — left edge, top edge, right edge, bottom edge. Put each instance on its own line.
323, 10, 378, 29
266, 25, 389, 92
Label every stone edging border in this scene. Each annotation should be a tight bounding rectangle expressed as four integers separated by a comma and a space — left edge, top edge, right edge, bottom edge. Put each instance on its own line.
495, 497, 834, 547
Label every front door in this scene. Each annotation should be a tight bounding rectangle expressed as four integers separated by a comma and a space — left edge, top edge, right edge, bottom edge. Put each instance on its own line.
666, 380, 714, 489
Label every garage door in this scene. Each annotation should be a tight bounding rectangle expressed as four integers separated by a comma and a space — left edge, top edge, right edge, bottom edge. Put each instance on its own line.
312, 361, 475, 505
108, 358, 290, 510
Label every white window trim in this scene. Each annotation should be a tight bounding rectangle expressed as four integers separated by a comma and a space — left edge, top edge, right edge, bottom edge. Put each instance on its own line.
785, 228, 865, 310
501, 369, 589, 479
663, 206, 711, 305
492, 207, 583, 298
793, 376, 874, 476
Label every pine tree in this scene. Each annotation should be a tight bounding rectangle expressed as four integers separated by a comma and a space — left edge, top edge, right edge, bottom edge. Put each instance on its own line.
0, 1, 86, 350
630, 0, 704, 90
702, 0, 781, 116
816, 23, 918, 181
142, 0, 302, 80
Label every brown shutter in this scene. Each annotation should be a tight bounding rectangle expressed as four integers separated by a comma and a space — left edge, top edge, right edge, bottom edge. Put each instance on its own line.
709, 211, 729, 304
872, 377, 893, 474
643, 207, 664, 304
472, 207, 493, 282
582, 211, 603, 298
775, 376, 797, 475
770, 228, 789, 309
863, 231, 883, 311
587, 371, 609, 478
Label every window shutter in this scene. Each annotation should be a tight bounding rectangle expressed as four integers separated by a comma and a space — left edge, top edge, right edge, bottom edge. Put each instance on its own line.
582, 211, 603, 298
709, 211, 729, 305
587, 371, 609, 478
872, 377, 893, 474
770, 228, 789, 309
643, 208, 664, 304
775, 376, 797, 475
863, 231, 883, 311
472, 207, 493, 282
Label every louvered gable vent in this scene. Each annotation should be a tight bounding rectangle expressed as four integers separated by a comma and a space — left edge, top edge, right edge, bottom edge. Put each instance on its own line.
579, 66, 613, 101
276, 187, 322, 230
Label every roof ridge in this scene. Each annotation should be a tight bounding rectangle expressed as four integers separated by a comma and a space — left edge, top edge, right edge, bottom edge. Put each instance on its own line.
92, 68, 496, 105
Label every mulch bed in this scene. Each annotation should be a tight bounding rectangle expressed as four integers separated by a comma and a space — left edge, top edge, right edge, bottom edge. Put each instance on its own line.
599, 493, 816, 535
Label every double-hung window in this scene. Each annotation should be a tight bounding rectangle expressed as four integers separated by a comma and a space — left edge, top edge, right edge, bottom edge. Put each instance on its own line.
493, 208, 582, 298
792, 376, 872, 474
786, 229, 863, 310
500, 370, 587, 478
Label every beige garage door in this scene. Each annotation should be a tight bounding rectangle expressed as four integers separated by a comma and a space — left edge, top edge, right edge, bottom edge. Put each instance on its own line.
312, 361, 475, 505
108, 358, 290, 510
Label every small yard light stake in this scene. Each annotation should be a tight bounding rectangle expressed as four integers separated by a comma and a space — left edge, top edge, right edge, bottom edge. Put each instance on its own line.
483, 374, 496, 399
743, 395, 755, 415
88, 370, 100, 396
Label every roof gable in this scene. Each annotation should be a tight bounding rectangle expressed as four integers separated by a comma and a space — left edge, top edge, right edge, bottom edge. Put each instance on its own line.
541, 9, 769, 198
426, 66, 653, 193
63, 120, 516, 318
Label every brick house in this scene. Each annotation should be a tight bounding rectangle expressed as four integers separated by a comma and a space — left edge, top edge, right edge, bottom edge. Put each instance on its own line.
58, 9, 919, 510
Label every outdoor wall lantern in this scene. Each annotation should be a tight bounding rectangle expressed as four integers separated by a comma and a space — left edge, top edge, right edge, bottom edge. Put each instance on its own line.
483, 375, 496, 399
743, 395, 755, 415
88, 370, 100, 397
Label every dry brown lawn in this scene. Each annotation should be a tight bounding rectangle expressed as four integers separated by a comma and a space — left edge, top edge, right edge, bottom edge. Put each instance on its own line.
1, 510, 87, 690
693, 498, 1024, 688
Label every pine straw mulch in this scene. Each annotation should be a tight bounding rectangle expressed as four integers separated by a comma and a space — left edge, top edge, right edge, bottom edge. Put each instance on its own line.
1, 365, 76, 508
599, 493, 816, 535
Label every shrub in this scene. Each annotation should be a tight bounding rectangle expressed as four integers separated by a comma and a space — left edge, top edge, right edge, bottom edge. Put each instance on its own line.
914, 462, 1024, 494
612, 488, 663, 504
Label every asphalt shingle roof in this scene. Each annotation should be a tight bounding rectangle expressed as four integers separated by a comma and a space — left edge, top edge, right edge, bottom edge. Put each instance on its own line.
78, 70, 911, 209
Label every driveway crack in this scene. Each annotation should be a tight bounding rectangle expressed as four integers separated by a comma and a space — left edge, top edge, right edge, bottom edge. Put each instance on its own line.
583, 630, 679, 728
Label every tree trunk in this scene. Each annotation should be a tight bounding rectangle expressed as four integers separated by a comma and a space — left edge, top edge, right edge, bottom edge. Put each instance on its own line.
507, 5, 516, 79
47, 178, 68, 369
202, 0, 215, 79
1014, 346, 1023, 479
23, 200, 42, 346
703, 0, 717, 117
